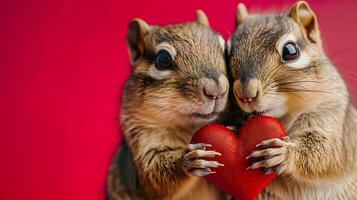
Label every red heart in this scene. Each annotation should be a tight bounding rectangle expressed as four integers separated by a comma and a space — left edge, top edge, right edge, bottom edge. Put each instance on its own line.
191, 115, 287, 200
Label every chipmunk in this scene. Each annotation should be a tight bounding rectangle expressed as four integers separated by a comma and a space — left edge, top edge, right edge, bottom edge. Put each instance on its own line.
107, 11, 232, 200
228, 1, 357, 199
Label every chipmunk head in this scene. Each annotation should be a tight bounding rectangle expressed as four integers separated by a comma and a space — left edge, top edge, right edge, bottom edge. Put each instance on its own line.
126, 11, 228, 127
228, 1, 344, 118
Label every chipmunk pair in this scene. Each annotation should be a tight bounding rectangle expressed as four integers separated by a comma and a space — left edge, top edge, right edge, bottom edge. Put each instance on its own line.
107, 1, 357, 199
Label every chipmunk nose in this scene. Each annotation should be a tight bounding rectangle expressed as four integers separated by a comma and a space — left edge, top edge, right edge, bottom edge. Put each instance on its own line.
203, 88, 220, 100
234, 78, 260, 103
201, 75, 228, 101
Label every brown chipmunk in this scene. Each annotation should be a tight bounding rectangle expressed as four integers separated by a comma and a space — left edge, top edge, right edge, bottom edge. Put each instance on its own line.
228, 1, 357, 199
107, 11, 232, 200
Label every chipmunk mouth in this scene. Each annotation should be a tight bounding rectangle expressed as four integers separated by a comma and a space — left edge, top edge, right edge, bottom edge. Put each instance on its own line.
251, 105, 286, 118
239, 102, 272, 115
252, 109, 270, 115
235, 92, 287, 118
189, 112, 219, 120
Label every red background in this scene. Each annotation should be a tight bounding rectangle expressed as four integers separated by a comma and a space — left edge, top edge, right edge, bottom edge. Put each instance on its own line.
0, 0, 356, 199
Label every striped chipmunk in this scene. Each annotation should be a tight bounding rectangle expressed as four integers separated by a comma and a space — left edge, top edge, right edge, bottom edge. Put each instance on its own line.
107, 11, 232, 200
227, 1, 357, 199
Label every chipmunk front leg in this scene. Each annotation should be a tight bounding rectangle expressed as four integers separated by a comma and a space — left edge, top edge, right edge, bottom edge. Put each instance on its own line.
137, 141, 223, 198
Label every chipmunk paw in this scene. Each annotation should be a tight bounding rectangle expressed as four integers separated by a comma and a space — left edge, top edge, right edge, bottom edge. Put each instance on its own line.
183, 143, 223, 177
246, 136, 292, 175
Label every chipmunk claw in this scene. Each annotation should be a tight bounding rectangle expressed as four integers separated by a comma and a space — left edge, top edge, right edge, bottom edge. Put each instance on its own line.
191, 168, 216, 177
225, 126, 238, 132
187, 143, 212, 151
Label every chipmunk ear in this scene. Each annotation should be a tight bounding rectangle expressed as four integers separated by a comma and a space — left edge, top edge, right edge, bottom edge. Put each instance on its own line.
289, 1, 320, 43
127, 18, 150, 64
236, 3, 248, 27
195, 10, 209, 27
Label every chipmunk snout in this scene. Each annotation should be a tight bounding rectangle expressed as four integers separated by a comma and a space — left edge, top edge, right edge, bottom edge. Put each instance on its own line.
200, 75, 228, 101
233, 79, 261, 103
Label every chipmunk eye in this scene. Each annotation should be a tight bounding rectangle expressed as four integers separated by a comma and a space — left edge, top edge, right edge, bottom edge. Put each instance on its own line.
155, 50, 173, 70
282, 42, 300, 62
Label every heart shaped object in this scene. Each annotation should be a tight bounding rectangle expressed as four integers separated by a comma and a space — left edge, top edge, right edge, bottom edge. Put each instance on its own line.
191, 115, 286, 200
